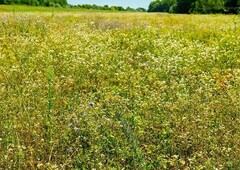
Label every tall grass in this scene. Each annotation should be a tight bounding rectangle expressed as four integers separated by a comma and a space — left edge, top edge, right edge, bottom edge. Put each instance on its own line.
0, 12, 240, 169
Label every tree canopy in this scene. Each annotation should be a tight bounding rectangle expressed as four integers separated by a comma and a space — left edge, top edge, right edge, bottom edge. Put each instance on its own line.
0, 0, 67, 7
69, 4, 147, 12
0, 0, 147, 12
148, 0, 240, 14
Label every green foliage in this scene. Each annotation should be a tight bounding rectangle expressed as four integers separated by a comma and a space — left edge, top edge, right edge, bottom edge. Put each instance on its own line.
0, 12, 240, 169
225, 0, 240, 13
175, 0, 196, 13
148, 0, 240, 14
0, 0, 67, 7
148, 0, 177, 12
193, 0, 226, 13
70, 4, 146, 12
0, 5, 107, 12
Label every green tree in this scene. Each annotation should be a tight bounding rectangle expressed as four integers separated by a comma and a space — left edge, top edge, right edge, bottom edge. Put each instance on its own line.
117, 6, 125, 11
225, 0, 239, 13
136, 7, 147, 12
103, 5, 109, 10
0, 0, 66, 6
174, 0, 196, 13
147, 0, 237, 14
193, 0, 226, 13
148, 0, 176, 12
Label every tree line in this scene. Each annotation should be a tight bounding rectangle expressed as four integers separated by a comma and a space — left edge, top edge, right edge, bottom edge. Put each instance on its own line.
148, 0, 240, 14
0, 0, 238, 14
69, 4, 146, 12
0, 0, 67, 7
0, 0, 147, 12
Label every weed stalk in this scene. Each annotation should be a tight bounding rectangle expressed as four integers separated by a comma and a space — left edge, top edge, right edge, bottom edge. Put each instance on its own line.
116, 112, 145, 169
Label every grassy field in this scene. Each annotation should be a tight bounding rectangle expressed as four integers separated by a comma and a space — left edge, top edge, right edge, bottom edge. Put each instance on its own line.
0, 10, 240, 169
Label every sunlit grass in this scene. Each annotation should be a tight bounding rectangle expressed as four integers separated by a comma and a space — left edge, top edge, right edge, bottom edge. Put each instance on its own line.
0, 12, 240, 169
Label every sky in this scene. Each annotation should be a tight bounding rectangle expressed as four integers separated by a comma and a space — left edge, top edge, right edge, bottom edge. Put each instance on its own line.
67, 0, 152, 9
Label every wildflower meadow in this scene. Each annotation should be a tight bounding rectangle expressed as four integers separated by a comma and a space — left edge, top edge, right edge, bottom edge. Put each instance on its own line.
0, 11, 240, 169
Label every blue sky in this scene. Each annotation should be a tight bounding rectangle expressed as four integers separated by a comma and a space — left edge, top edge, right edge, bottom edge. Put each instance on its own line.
67, 0, 152, 9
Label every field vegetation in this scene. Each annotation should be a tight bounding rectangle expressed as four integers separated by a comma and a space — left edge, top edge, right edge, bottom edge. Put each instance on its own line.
0, 11, 240, 169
